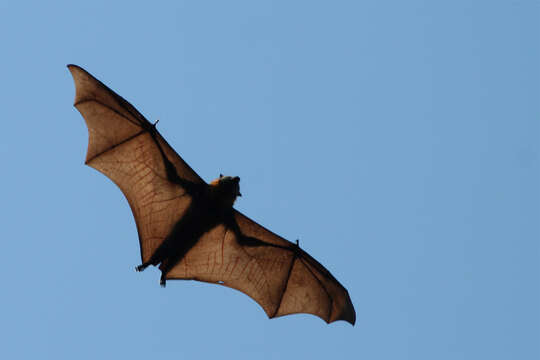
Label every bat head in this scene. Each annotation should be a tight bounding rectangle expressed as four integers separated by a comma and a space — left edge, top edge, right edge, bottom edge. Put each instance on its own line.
210, 175, 242, 205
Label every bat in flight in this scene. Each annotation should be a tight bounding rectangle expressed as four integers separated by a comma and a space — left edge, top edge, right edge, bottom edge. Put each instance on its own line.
67, 65, 355, 325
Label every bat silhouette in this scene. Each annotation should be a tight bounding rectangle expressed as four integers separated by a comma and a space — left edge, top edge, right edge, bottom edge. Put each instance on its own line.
68, 64, 355, 325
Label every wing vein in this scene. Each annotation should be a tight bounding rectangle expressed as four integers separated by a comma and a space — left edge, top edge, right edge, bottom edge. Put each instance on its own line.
298, 257, 334, 321
85, 129, 146, 164
74, 99, 144, 128
235, 237, 281, 311
271, 254, 296, 318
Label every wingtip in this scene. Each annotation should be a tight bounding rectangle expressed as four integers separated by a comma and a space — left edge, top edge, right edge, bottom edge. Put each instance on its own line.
340, 313, 356, 326
331, 292, 356, 326
345, 300, 356, 326
67, 64, 81, 80
346, 301, 356, 326
67, 64, 89, 77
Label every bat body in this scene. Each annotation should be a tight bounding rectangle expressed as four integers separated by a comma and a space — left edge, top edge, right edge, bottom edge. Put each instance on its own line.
137, 175, 242, 286
68, 64, 355, 325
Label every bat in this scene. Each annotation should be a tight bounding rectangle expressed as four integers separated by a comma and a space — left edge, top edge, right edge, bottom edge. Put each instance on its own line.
67, 64, 356, 325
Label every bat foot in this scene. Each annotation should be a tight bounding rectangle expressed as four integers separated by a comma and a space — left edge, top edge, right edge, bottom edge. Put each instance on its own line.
135, 263, 148, 272
160, 275, 167, 288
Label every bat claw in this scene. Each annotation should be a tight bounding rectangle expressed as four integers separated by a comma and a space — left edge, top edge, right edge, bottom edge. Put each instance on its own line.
160, 276, 167, 287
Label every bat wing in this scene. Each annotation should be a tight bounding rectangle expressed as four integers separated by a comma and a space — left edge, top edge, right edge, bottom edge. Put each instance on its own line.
166, 210, 356, 325
68, 64, 205, 263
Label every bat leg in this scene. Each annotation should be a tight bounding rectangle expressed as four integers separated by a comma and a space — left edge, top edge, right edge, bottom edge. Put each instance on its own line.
160, 273, 167, 287
159, 261, 170, 287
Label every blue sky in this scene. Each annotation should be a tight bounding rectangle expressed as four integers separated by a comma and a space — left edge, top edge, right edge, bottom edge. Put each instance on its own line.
1, 1, 538, 359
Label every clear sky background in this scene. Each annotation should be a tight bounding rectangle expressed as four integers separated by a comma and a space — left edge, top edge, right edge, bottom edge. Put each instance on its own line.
1, 1, 538, 359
